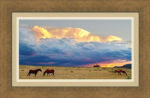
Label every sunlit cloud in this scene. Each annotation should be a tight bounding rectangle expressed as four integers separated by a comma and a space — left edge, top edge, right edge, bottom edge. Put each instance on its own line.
19, 24, 131, 67
32, 26, 123, 43
104, 36, 123, 42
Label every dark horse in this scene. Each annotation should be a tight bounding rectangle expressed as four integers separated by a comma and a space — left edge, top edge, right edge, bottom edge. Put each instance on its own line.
43, 69, 55, 76
27, 69, 42, 77
114, 69, 127, 76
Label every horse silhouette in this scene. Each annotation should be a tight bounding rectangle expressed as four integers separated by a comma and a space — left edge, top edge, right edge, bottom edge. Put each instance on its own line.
43, 69, 55, 76
119, 70, 127, 76
114, 69, 127, 76
27, 69, 42, 77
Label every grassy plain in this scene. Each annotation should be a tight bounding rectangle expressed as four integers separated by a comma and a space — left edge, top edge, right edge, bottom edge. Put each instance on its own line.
19, 65, 131, 79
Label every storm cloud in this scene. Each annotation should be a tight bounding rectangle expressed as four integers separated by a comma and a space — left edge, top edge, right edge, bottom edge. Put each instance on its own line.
19, 20, 132, 67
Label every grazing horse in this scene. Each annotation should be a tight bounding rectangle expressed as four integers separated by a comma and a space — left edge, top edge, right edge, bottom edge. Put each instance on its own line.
114, 69, 127, 76
27, 69, 42, 77
120, 70, 128, 76
114, 70, 122, 75
43, 69, 55, 76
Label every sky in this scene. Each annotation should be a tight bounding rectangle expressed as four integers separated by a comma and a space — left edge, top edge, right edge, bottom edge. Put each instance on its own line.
19, 19, 132, 67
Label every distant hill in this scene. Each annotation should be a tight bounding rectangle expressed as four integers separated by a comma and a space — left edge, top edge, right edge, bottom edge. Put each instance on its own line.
114, 64, 131, 69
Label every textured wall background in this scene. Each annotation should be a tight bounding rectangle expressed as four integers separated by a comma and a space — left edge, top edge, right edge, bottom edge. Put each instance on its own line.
0, 0, 149, 98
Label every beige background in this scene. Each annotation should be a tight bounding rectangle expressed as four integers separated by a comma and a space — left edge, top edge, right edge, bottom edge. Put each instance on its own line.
0, 0, 149, 98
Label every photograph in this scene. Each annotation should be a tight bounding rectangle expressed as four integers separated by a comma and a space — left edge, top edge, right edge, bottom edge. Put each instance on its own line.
12, 13, 139, 86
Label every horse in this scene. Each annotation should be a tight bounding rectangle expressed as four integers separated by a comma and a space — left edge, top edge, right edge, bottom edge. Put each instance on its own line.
114, 70, 122, 75
114, 69, 127, 76
120, 70, 128, 76
43, 69, 55, 76
27, 69, 42, 77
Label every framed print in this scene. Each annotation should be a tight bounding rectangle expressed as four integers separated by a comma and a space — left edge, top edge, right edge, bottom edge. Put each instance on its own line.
12, 13, 139, 87
2, 0, 150, 98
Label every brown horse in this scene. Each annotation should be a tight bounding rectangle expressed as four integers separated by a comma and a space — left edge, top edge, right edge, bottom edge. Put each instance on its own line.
120, 70, 128, 76
27, 69, 42, 77
114, 70, 122, 75
43, 69, 55, 76
114, 69, 127, 76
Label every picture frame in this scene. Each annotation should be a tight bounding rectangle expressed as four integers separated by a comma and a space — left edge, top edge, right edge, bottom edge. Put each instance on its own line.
0, 0, 149, 98
12, 12, 139, 87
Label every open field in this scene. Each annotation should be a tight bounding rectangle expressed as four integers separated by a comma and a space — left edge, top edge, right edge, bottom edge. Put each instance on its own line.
19, 65, 131, 79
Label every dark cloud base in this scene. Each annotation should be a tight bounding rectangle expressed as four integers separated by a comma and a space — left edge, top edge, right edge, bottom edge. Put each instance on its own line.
19, 39, 131, 67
